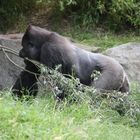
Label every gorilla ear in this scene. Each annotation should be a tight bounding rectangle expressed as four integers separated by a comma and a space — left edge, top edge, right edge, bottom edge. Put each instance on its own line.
27, 24, 33, 31
25, 25, 35, 36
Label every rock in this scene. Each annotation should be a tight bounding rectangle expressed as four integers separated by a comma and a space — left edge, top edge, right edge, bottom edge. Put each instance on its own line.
105, 42, 140, 87
0, 34, 24, 89
0, 33, 23, 40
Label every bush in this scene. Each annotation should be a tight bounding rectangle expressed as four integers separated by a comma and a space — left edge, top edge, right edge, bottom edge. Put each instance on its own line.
0, 0, 37, 32
0, 0, 139, 32
38, 65, 140, 117
56, 0, 140, 31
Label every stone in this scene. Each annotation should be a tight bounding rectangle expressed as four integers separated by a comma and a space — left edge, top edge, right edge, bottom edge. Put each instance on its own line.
0, 34, 24, 89
105, 42, 140, 87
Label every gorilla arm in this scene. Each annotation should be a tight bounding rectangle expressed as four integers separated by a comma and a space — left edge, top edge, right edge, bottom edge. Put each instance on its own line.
12, 61, 40, 98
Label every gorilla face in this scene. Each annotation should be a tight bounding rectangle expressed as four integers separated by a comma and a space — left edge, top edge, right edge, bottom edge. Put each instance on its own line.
20, 40, 41, 61
19, 25, 49, 61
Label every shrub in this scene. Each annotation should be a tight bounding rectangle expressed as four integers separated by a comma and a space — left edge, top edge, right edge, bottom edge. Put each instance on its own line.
0, 0, 37, 32
56, 0, 140, 31
38, 65, 140, 117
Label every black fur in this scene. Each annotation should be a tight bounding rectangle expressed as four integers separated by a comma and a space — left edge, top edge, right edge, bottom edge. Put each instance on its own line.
12, 60, 40, 98
12, 25, 129, 98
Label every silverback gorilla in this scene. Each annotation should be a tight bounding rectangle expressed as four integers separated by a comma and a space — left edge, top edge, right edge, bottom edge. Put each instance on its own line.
12, 25, 129, 98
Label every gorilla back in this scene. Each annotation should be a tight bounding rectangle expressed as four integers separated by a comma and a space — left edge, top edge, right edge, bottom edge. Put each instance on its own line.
12, 25, 129, 97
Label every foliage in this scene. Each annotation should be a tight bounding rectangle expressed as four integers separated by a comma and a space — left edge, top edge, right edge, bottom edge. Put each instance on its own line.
37, 65, 140, 118
55, 0, 140, 31
0, 0, 37, 31
0, 0, 140, 32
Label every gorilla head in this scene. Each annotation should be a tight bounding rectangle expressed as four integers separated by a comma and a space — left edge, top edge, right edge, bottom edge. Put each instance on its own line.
19, 25, 51, 61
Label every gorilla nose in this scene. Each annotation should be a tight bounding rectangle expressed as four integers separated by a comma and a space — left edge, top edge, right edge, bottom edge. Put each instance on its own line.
19, 50, 25, 58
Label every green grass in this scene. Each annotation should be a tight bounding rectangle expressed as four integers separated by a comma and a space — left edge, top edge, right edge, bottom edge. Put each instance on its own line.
54, 26, 140, 51
0, 90, 139, 140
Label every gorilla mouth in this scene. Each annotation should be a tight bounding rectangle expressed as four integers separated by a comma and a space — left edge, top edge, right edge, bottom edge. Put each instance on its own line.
19, 50, 26, 58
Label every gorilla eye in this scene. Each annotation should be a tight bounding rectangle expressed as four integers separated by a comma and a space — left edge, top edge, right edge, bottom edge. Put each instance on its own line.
28, 42, 34, 47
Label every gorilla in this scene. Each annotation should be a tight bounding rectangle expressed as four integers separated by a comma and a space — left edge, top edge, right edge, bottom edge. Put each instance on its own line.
12, 25, 129, 98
